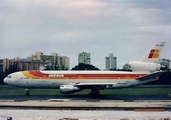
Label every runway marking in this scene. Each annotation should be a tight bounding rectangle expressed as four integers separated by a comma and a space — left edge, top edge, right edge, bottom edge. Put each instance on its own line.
134, 109, 165, 112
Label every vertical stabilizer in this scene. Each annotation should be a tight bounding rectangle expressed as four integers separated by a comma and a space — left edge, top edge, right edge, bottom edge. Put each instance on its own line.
139, 42, 165, 62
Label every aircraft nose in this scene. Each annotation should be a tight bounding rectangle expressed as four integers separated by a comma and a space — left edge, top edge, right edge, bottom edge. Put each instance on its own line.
3, 77, 11, 85
4, 77, 8, 84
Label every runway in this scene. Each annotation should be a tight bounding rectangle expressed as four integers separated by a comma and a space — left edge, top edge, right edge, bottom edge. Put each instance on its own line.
0, 87, 171, 120
0, 110, 171, 120
0, 94, 171, 110
0, 94, 171, 101
0, 96, 171, 120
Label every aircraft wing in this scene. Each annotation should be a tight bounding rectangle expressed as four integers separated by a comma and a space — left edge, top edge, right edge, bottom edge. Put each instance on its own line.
75, 82, 129, 89
75, 82, 116, 86
60, 71, 167, 95
72, 71, 166, 89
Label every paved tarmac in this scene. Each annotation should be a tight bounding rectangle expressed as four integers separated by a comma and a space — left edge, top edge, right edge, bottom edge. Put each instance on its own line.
0, 110, 171, 120
0, 94, 171, 101
0, 92, 171, 120
0, 98, 171, 120
0, 94, 171, 111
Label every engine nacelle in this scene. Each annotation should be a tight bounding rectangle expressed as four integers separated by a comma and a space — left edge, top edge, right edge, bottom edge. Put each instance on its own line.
128, 61, 162, 72
60, 85, 80, 94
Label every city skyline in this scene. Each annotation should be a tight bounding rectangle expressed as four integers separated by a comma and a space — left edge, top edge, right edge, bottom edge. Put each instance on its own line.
0, 51, 70, 72
1, 0, 171, 69
1, 51, 119, 70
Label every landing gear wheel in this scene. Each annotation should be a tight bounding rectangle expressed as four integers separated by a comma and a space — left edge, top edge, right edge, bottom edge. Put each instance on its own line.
88, 91, 100, 96
88, 88, 100, 96
26, 92, 30, 96
25, 88, 30, 96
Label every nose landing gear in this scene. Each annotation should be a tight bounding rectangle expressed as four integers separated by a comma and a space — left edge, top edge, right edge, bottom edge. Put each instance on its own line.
25, 88, 30, 96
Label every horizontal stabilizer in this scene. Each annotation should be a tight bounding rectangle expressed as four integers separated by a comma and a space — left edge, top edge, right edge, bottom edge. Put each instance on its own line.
136, 71, 165, 81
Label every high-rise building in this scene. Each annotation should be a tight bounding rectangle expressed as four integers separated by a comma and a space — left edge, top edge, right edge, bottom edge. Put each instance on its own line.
78, 52, 90, 64
19, 58, 44, 70
30, 52, 58, 65
30, 52, 70, 70
0, 58, 44, 72
105, 53, 117, 70
57, 56, 70, 70
0, 58, 14, 72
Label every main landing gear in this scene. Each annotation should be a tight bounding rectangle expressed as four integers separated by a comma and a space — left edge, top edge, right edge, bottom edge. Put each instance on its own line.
88, 86, 105, 96
88, 88, 100, 96
25, 88, 30, 96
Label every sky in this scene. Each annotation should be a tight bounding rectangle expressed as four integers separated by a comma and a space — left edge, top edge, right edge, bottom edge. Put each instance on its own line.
0, 0, 171, 69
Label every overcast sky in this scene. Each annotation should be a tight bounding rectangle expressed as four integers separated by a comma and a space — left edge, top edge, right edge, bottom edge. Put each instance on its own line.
0, 0, 171, 69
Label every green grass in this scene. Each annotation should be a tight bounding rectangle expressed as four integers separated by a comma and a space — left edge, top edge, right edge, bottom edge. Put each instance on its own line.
0, 85, 171, 95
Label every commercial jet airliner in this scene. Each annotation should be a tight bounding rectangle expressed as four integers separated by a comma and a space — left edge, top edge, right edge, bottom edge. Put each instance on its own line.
4, 42, 168, 96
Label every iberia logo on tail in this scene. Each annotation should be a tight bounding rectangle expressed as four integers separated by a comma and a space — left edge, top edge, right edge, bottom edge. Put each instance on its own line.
140, 42, 165, 62
148, 49, 160, 59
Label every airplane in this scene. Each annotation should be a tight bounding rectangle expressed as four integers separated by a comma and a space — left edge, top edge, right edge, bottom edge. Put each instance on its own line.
4, 42, 168, 96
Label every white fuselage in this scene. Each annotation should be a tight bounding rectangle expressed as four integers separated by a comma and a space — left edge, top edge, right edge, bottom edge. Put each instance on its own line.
4, 70, 150, 89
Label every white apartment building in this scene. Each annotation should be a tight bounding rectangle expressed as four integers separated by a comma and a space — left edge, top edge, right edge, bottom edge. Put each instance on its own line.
105, 53, 117, 70
78, 52, 90, 64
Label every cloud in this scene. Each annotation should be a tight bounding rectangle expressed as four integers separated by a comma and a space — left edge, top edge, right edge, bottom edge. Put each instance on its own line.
0, 0, 109, 25
0, 0, 171, 69
135, 25, 171, 35
126, 8, 164, 25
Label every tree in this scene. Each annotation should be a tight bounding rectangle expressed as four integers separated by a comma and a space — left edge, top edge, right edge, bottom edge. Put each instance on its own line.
7, 61, 20, 73
0, 71, 6, 84
0, 61, 20, 85
71, 63, 100, 70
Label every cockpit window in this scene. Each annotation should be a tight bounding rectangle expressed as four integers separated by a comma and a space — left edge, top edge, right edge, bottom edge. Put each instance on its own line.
7, 75, 11, 79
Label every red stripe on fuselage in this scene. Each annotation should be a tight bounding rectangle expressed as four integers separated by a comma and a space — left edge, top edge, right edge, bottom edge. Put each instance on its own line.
63, 73, 144, 79
27, 70, 146, 79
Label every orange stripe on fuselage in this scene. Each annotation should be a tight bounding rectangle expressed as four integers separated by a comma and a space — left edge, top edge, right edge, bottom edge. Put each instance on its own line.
22, 70, 50, 79
22, 71, 38, 78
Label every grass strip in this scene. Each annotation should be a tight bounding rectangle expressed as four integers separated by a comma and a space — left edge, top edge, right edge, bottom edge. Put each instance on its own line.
0, 85, 170, 95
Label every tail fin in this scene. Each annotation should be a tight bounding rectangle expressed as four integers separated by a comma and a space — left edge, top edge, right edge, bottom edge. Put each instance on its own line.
139, 42, 165, 62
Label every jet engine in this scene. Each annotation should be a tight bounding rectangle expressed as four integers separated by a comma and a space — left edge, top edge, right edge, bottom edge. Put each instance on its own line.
128, 61, 166, 72
60, 85, 80, 94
